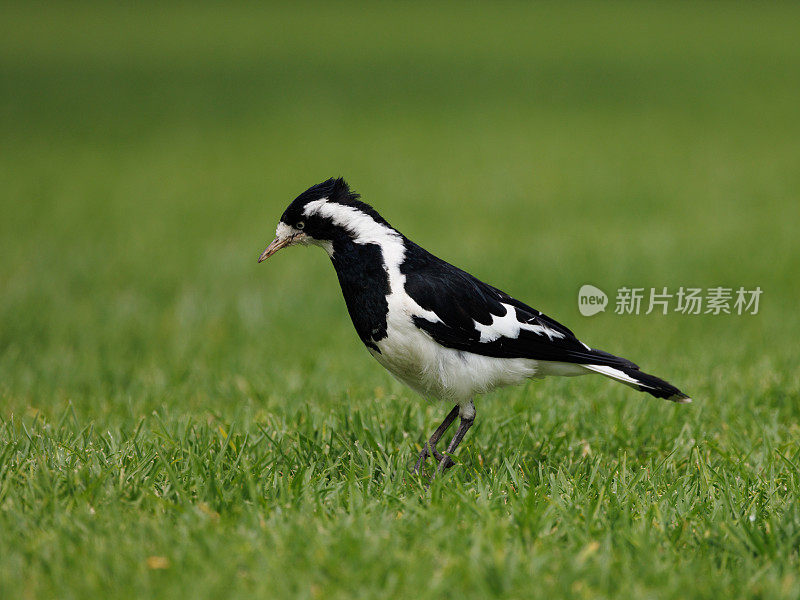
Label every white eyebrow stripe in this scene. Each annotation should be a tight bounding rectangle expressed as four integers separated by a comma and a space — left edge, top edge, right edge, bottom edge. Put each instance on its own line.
302, 197, 328, 216
303, 199, 396, 247
303, 199, 442, 336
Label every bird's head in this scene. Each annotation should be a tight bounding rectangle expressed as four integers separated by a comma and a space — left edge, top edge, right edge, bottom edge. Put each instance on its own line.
258, 177, 392, 262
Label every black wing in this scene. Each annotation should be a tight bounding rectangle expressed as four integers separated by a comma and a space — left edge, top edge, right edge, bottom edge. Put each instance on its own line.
400, 241, 637, 369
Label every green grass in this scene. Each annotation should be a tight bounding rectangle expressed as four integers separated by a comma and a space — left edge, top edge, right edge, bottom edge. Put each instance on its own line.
2, 2, 800, 598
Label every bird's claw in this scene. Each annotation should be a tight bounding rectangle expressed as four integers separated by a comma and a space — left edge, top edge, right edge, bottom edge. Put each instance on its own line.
413, 444, 430, 474
437, 455, 455, 471
413, 443, 455, 475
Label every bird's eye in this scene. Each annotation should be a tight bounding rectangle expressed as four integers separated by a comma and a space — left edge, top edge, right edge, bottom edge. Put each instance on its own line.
296, 221, 305, 230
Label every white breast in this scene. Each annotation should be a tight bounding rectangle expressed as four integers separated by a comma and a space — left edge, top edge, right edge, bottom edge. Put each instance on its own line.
371, 299, 586, 402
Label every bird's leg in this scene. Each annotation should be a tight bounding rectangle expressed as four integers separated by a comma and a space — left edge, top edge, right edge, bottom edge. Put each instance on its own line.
413, 405, 459, 474
435, 401, 476, 474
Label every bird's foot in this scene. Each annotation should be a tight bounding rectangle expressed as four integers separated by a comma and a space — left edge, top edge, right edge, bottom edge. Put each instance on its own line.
435, 454, 456, 474
413, 445, 430, 474
412, 404, 463, 477
413, 443, 449, 474
436, 454, 456, 471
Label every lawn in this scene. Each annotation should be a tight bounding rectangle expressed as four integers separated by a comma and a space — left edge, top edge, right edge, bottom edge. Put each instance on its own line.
1, 2, 799, 598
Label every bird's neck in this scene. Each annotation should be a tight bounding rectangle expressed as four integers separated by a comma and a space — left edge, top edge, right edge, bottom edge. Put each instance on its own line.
328, 234, 393, 350
328, 233, 394, 285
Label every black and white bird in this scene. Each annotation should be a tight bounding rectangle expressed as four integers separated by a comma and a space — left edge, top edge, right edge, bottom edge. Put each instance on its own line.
259, 178, 690, 475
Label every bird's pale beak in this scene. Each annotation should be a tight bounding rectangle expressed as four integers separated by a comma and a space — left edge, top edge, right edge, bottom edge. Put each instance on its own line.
258, 233, 307, 262
258, 236, 291, 262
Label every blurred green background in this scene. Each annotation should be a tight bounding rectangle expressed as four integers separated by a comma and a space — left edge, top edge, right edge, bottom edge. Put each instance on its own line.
1, 2, 799, 598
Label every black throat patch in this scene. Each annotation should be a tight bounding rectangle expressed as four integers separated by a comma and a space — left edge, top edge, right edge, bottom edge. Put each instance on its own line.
330, 239, 390, 352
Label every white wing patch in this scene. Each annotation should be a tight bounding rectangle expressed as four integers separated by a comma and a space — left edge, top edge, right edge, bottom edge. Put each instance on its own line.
473, 303, 566, 343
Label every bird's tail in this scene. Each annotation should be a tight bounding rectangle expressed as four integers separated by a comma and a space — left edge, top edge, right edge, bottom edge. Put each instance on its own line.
582, 359, 691, 403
